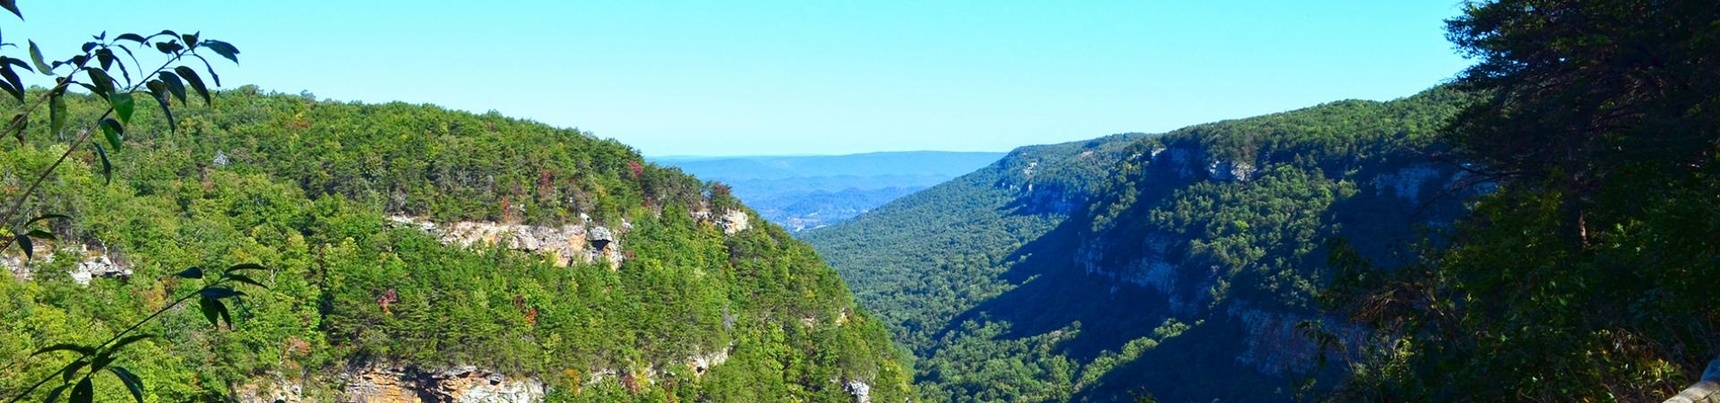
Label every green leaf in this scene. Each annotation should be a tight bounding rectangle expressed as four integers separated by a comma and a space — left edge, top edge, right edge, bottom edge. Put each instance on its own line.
89, 352, 114, 373
157, 71, 187, 104
227, 273, 268, 289
0, 57, 29, 74
109, 367, 144, 403
0, 64, 23, 102
217, 300, 233, 327
174, 66, 210, 105
0, 57, 27, 71
61, 360, 86, 382
15, 233, 31, 260
110, 91, 134, 124
49, 91, 66, 135
200, 287, 244, 300
101, 49, 130, 84
94, 48, 114, 73
32, 343, 97, 357
226, 263, 267, 273
99, 118, 123, 150
70, 377, 92, 403
189, 54, 222, 87
174, 266, 203, 279
8, 112, 24, 145
115, 33, 146, 44
0, 0, 19, 19
28, 40, 53, 74
27, 229, 53, 241
108, 334, 154, 353
146, 85, 176, 134
46, 383, 69, 403
0, 81, 19, 106
152, 41, 183, 54
200, 40, 240, 64
197, 296, 220, 327
27, 214, 70, 225
112, 44, 140, 71
94, 143, 112, 185
86, 68, 113, 99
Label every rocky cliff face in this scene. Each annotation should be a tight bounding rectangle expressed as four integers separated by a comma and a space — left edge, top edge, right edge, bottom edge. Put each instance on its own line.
240, 211, 761, 403
387, 208, 754, 271
1069, 155, 1466, 375
1223, 302, 1367, 376
387, 216, 626, 269
2, 242, 131, 284
237, 365, 545, 403
346, 366, 546, 403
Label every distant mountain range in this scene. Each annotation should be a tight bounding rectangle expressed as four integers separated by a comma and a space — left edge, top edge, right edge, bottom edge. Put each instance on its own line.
653, 151, 1007, 231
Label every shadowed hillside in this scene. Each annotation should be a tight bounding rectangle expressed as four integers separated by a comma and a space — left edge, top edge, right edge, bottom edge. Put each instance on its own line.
804, 87, 1473, 401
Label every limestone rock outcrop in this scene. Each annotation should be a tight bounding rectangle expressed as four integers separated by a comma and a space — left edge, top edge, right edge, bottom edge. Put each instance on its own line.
718, 209, 750, 235
2, 243, 131, 284
238, 366, 545, 403
345, 366, 544, 403
387, 216, 623, 269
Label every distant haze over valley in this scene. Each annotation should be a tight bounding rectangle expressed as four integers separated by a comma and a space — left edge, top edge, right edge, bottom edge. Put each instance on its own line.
653, 151, 1006, 232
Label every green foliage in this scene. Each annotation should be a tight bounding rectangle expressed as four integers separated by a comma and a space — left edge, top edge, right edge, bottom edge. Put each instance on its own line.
1330, 0, 1720, 400
0, 87, 912, 401
806, 89, 1470, 401
0, 5, 261, 402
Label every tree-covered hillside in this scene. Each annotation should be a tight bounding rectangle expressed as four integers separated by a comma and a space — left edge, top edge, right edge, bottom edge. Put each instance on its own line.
803, 88, 1472, 401
1328, 0, 1720, 400
0, 87, 911, 402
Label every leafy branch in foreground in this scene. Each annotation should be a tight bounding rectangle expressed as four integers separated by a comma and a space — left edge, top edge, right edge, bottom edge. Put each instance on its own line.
0, 2, 265, 402
0, 12, 240, 258
3, 263, 269, 403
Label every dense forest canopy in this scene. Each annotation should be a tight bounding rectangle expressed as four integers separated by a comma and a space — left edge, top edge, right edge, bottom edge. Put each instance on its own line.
4, 0, 1717, 402
1330, 0, 1720, 400
804, 88, 1473, 401
0, 87, 912, 402
809, 0, 1720, 400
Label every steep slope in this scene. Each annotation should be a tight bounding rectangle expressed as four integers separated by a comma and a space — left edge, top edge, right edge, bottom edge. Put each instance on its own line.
656, 152, 1006, 231
0, 87, 910, 402
803, 87, 1473, 401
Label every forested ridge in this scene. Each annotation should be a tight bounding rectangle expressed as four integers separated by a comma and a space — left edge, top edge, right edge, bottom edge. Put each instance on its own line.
5, 0, 1716, 402
804, 89, 1472, 401
808, 0, 1720, 401
0, 87, 912, 401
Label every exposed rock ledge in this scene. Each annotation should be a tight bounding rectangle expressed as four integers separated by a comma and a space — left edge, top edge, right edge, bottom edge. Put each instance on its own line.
387, 216, 623, 269
691, 208, 752, 235
388, 209, 751, 269
3, 243, 131, 284
237, 365, 544, 403
1665, 357, 1720, 403
238, 346, 740, 402
844, 379, 873, 403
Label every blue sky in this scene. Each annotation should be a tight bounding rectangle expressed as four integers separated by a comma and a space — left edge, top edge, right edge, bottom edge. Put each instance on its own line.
11, 1, 1471, 156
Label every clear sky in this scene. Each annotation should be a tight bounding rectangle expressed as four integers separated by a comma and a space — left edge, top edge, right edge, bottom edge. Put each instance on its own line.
11, 1, 1472, 156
